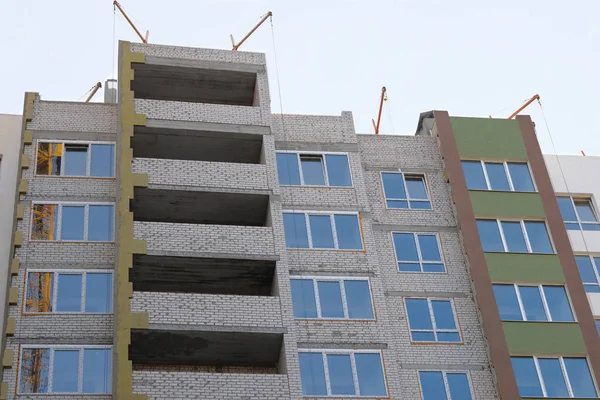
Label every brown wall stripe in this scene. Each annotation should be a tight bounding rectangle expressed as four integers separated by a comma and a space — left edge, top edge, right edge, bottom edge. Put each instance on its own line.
434, 111, 520, 399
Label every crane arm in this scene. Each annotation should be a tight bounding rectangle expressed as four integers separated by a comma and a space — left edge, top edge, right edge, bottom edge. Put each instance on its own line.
231, 12, 273, 51
85, 82, 102, 103
113, 1, 148, 43
372, 87, 387, 135
508, 94, 540, 119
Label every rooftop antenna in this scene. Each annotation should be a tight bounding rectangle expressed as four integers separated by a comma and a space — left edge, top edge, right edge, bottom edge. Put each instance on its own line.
85, 82, 103, 102
113, 1, 149, 43
372, 86, 387, 134
230, 12, 273, 51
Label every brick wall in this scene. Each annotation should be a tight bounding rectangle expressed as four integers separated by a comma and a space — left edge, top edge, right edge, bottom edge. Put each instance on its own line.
26, 100, 117, 133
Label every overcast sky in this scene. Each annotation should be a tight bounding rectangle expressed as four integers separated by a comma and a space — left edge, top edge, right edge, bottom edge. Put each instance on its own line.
1, 0, 598, 155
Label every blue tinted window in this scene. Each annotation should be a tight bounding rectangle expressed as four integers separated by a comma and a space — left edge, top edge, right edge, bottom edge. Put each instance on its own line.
447, 372, 473, 400
276, 153, 301, 185
327, 354, 355, 395
501, 221, 528, 252
325, 154, 352, 187
461, 161, 487, 190
538, 358, 569, 397
52, 350, 79, 392
557, 197, 578, 222
575, 200, 598, 222
317, 281, 344, 318
355, 353, 386, 396
57, 274, 82, 312
524, 221, 553, 253
564, 358, 597, 397
334, 214, 362, 250
283, 213, 308, 248
298, 353, 327, 396
511, 357, 543, 397
519, 286, 547, 321
381, 173, 406, 200
486, 162, 510, 191
476, 220, 504, 252
61, 206, 85, 240
88, 205, 114, 241
344, 280, 374, 319
301, 156, 325, 185
507, 163, 534, 192
419, 371, 448, 400
20, 348, 50, 393
90, 144, 114, 177
405, 176, 428, 199
432, 300, 456, 330
418, 235, 441, 261
597, 320, 600, 334
64, 145, 87, 176
309, 215, 334, 248
543, 286, 574, 322
406, 299, 432, 330
393, 233, 418, 262
291, 279, 317, 318
83, 349, 111, 393
575, 256, 600, 292
85, 273, 112, 313
493, 285, 522, 321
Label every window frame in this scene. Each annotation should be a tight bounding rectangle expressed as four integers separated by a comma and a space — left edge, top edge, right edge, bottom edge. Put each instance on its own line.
380, 171, 432, 210
462, 159, 536, 192
477, 218, 554, 254
23, 269, 113, 314
35, 140, 116, 178
391, 232, 446, 273
557, 196, 600, 231
276, 150, 354, 187
576, 255, 600, 292
417, 370, 475, 400
403, 297, 463, 344
282, 210, 364, 250
17, 344, 112, 394
493, 283, 575, 322
29, 201, 115, 242
298, 349, 388, 397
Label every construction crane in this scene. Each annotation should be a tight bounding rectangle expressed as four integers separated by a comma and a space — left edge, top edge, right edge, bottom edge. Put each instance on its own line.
85, 82, 102, 103
508, 94, 540, 119
113, 1, 149, 43
230, 12, 273, 51
372, 87, 387, 135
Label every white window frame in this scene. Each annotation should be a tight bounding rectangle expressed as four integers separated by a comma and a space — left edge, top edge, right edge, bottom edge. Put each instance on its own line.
35, 140, 116, 178
24, 269, 113, 314
404, 297, 462, 343
481, 219, 554, 254
558, 196, 600, 230
576, 255, 600, 291
17, 345, 111, 394
417, 370, 475, 400
496, 284, 574, 322
30, 201, 115, 242
276, 150, 354, 187
380, 171, 432, 209
391, 232, 446, 273
298, 349, 388, 397
464, 160, 536, 192
283, 210, 363, 250
290, 276, 375, 320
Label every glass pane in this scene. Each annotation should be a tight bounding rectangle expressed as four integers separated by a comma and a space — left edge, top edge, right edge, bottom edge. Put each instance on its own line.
381, 173, 406, 199
276, 153, 301, 185
476, 220, 504, 252
61, 206, 85, 240
596, 320, 600, 334
52, 350, 79, 392
57, 274, 82, 312
564, 358, 597, 397
437, 332, 461, 342
334, 214, 363, 250
309, 215, 334, 249
461, 161, 487, 190
301, 156, 325, 185
447, 373, 473, 400
511, 357, 543, 397
355, 353, 387, 396
582, 223, 600, 231
431, 300, 457, 330
387, 200, 409, 209
493, 285, 522, 321
399, 263, 421, 272
524, 221, 553, 254
19, 348, 50, 393
418, 235, 441, 261
26, 272, 53, 313
36, 142, 62, 176
317, 281, 344, 318
85, 273, 112, 313
411, 200, 432, 210
290, 280, 317, 318
576, 256, 599, 285
283, 213, 309, 248
88, 205, 114, 242
412, 331, 436, 341
31, 204, 58, 240
501, 221, 528, 252
405, 176, 428, 199
405, 298, 433, 330
507, 163, 535, 192
298, 353, 327, 396
83, 349, 111, 393
422, 263, 445, 272
344, 280, 374, 319
393, 233, 419, 262
419, 371, 448, 400
538, 358, 569, 397
586, 285, 600, 293
557, 197, 577, 222
565, 222, 581, 230
519, 286, 547, 321
325, 154, 352, 187
575, 199, 598, 222
90, 144, 115, 177
543, 286, 573, 322
64, 144, 88, 176
485, 162, 510, 191
327, 354, 355, 395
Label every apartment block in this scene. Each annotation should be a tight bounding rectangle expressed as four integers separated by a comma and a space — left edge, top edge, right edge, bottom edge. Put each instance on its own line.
1, 40, 600, 400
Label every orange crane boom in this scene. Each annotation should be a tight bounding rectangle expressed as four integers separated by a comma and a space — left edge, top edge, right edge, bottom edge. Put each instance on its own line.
113, 1, 148, 43
508, 94, 540, 119
372, 87, 387, 134
231, 12, 273, 51
85, 82, 102, 103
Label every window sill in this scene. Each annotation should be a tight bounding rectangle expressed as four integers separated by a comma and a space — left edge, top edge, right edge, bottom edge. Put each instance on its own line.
295, 318, 376, 323
302, 396, 389, 399
467, 189, 538, 194
33, 175, 116, 180
384, 207, 433, 211
280, 184, 354, 189
501, 319, 578, 324
287, 248, 365, 253
397, 270, 447, 274
411, 341, 464, 346
482, 250, 555, 256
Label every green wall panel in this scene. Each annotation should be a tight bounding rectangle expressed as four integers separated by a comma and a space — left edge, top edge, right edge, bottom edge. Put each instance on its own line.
503, 322, 586, 355
485, 253, 565, 283
450, 117, 528, 160
469, 191, 545, 218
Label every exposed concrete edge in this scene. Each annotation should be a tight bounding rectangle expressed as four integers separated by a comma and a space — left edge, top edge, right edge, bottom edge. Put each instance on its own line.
143, 250, 280, 261
7, 289, 17, 306
296, 342, 388, 350
132, 394, 148, 400
22, 131, 32, 144
144, 324, 287, 334
144, 55, 265, 74
4, 319, 14, 336
131, 312, 149, 329
17, 180, 27, 194
9, 260, 18, 276
15, 205, 24, 220
274, 141, 359, 152
144, 183, 272, 197
20, 154, 29, 169
385, 291, 470, 298
1, 351, 11, 368
145, 118, 271, 135
0, 382, 6, 400
400, 363, 486, 371
371, 224, 457, 232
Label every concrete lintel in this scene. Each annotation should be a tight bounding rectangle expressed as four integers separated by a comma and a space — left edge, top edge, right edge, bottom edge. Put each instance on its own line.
8, 288, 18, 305
131, 312, 149, 329
371, 223, 457, 233
275, 141, 359, 153
2, 350, 12, 368
132, 240, 147, 255
16, 204, 24, 220
400, 363, 486, 371
297, 342, 388, 350
147, 323, 286, 335
145, 119, 271, 136
143, 250, 280, 262
132, 173, 149, 188
145, 183, 272, 198
10, 259, 19, 276
20, 154, 30, 169
5, 318, 15, 336
13, 232, 23, 247
363, 165, 443, 173
23, 130, 33, 144
145, 55, 265, 74
289, 269, 376, 278
385, 291, 470, 299
18, 179, 28, 194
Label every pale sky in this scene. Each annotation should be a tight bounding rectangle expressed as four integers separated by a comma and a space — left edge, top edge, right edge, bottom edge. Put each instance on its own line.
1, 0, 598, 155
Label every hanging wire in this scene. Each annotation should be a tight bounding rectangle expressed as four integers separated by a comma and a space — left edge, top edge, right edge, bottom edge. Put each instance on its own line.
77, 85, 97, 102
385, 95, 395, 134
112, 3, 117, 80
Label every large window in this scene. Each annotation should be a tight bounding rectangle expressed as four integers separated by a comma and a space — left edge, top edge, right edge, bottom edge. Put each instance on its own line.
31, 202, 114, 242
476, 219, 553, 254
404, 298, 461, 343
25, 270, 112, 314
380, 172, 431, 209
290, 277, 374, 320
298, 350, 387, 397
392, 232, 445, 272
557, 197, 600, 231
276, 152, 352, 187
511, 356, 597, 398
418, 371, 474, 400
283, 212, 363, 250
575, 255, 600, 293
493, 284, 574, 322
35, 141, 115, 177
461, 160, 535, 192
18, 346, 111, 394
